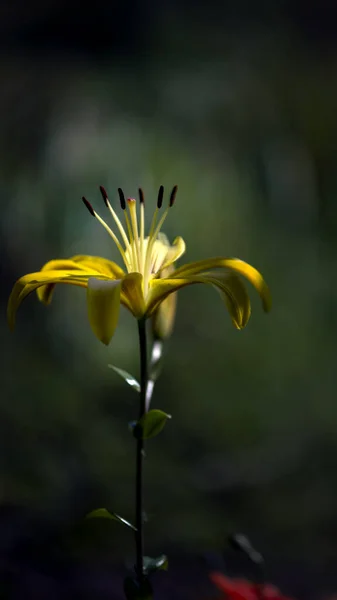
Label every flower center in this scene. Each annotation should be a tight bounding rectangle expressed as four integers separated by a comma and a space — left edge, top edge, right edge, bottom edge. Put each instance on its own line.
82, 185, 178, 298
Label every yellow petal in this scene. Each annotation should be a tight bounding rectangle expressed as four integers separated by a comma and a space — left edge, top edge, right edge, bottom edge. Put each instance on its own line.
146, 272, 252, 329
121, 273, 146, 319
171, 257, 271, 312
39, 259, 91, 273
160, 237, 186, 271
146, 278, 192, 316
71, 255, 125, 278
36, 261, 94, 305
8, 269, 96, 330
37, 256, 124, 304
87, 278, 122, 345
200, 272, 251, 329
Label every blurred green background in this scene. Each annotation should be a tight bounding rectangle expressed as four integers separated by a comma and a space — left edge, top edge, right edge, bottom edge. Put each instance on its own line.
1, 1, 337, 597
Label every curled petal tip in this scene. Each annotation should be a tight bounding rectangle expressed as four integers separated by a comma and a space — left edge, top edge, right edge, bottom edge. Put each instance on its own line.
261, 284, 272, 313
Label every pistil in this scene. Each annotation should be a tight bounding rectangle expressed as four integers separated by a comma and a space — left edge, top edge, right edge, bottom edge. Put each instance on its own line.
127, 198, 142, 273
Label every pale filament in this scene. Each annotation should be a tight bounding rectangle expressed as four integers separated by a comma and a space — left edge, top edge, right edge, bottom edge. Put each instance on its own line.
92, 210, 130, 271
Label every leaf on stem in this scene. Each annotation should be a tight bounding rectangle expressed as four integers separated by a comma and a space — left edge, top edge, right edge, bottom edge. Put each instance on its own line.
86, 508, 137, 531
108, 365, 140, 392
143, 554, 168, 575
137, 409, 172, 440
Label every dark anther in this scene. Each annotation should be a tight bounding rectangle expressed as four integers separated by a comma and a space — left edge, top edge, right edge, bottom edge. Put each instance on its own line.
157, 185, 164, 208
169, 185, 178, 207
138, 188, 145, 204
118, 188, 126, 210
99, 185, 109, 207
82, 196, 95, 217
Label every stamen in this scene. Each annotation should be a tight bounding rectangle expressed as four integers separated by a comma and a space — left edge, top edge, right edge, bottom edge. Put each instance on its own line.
82, 196, 95, 217
157, 185, 164, 208
169, 185, 178, 207
99, 185, 131, 255
82, 197, 129, 271
151, 207, 170, 243
118, 189, 136, 270
127, 198, 141, 271
139, 189, 145, 271
150, 185, 177, 243
143, 185, 170, 296
118, 187, 126, 210
143, 188, 161, 293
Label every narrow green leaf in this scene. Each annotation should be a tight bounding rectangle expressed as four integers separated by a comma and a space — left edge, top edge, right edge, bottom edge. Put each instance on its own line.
108, 365, 140, 392
143, 554, 168, 575
138, 409, 171, 440
86, 508, 137, 531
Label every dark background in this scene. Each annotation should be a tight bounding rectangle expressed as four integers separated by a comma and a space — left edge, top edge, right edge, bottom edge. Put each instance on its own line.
1, 1, 337, 598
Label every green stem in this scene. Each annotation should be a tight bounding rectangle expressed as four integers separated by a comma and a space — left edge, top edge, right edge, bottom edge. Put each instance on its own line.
135, 318, 148, 582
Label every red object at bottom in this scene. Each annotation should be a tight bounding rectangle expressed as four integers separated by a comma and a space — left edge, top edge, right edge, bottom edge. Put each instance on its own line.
209, 572, 295, 600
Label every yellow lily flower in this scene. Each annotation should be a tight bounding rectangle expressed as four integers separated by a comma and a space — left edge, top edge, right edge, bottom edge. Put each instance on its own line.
7, 185, 271, 345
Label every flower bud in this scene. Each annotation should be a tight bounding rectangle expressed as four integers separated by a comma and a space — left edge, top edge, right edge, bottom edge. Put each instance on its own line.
152, 266, 177, 340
